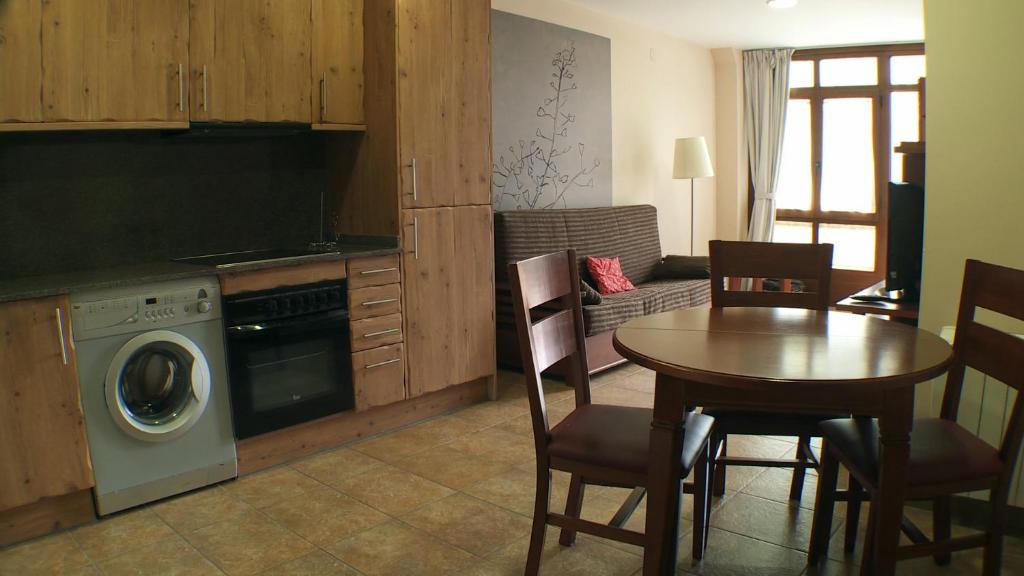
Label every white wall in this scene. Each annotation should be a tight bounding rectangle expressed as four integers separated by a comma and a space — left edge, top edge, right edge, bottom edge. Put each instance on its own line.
711, 48, 748, 242
491, 0, 717, 255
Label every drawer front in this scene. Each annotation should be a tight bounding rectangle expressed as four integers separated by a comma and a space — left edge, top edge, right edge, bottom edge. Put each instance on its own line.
347, 255, 401, 289
352, 343, 406, 411
349, 284, 401, 320
350, 313, 403, 352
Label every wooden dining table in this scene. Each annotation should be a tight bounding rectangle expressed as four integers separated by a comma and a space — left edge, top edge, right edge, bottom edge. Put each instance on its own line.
612, 307, 953, 575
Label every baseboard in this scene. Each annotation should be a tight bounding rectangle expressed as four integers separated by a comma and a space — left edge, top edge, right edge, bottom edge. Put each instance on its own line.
0, 489, 96, 548
236, 377, 490, 475
907, 496, 1024, 537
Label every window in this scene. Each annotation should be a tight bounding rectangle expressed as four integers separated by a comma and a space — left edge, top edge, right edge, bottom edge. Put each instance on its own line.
772, 44, 925, 296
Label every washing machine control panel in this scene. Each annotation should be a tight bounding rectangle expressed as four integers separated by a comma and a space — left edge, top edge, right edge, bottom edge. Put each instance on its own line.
71, 282, 221, 339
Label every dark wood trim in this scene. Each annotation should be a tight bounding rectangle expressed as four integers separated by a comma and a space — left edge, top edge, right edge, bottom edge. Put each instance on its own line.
0, 489, 95, 548
236, 377, 489, 475
793, 43, 925, 60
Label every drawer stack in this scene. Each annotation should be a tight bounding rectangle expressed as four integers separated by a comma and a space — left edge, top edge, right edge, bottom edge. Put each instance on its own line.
348, 255, 405, 410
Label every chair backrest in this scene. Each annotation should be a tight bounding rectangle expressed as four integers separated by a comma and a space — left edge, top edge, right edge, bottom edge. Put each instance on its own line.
708, 240, 834, 310
508, 250, 591, 452
941, 259, 1024, 471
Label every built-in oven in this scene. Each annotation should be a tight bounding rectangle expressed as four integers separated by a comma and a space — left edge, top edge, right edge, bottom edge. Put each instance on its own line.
223, 280, 353, 439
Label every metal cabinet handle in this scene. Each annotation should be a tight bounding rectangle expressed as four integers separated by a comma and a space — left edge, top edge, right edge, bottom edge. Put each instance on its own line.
413, 216, 419, 260
359, 267, 398, 275
365, 358, 400, 369
55, 307, 68, 366
202, 65, 208, 111
360, 298, 399, 307
321, 73, 327, 120
410, 158, 418, 200
177, 63, 184, 112
363, 328, 400, 338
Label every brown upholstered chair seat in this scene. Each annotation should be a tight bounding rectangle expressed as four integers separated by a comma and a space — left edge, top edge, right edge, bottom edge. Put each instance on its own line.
820, 417, 1002, 489
549, 404, 714, 476
701, 408, 843, 436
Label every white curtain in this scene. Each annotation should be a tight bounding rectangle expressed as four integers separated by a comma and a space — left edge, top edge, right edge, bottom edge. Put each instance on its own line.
744, 48, 794, 242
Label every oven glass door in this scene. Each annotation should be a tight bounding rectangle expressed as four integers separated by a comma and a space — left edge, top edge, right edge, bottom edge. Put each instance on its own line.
227, 310, 353, 438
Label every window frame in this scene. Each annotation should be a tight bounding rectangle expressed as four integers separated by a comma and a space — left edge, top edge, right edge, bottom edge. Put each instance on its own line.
766, 43, 925, 299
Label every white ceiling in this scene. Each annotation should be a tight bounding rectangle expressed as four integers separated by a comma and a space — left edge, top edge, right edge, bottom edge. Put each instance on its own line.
568, 0, 924, 49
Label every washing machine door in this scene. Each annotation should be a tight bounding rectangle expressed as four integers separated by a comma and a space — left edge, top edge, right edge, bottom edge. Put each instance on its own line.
105, 330, 211, 442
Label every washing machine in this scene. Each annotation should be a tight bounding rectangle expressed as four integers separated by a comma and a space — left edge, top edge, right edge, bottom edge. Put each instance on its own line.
70, 277, 237, 515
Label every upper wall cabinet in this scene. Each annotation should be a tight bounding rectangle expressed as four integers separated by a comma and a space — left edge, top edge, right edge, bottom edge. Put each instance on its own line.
312, 0, 364, 126
41, 0, 190, 123
189, 0, 312, 123
0, 0, 42, 123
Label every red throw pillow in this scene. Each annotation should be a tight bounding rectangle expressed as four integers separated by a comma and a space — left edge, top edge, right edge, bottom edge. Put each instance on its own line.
586, 256, 636, 295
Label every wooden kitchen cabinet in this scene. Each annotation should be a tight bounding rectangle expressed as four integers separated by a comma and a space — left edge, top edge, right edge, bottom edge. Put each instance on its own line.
40, 0, 190, 124
189, 0, 312, 123
0, 0, 43, 123
396, 0, 491, 208
0, 296, 93, 513
312, 0, 364, 127
402, 206, 493, 397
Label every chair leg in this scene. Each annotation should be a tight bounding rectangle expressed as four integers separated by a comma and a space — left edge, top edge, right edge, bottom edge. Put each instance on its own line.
691, 445, 711, 561
858, 497, 879, 576
845, 473, 863, 554
932, 495, 952, 566
808, 441, 840, 565
526, 467, 551, 576
983, 490, 1009, 576
789, 434, 811, 501
558, 473, 586, 546
712, 433, 727, 497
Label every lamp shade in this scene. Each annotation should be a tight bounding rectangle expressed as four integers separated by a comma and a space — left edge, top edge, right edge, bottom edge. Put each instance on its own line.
672, 137, 714, 179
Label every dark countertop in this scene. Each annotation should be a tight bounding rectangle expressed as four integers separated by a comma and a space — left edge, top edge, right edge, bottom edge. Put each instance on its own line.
0, 238, 401, 303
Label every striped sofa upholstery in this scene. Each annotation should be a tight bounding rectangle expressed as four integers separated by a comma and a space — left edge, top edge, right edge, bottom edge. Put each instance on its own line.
496, 206, 711, 372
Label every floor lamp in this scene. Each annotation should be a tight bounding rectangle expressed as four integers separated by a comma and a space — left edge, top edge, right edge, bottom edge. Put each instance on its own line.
673, 137, 715, 255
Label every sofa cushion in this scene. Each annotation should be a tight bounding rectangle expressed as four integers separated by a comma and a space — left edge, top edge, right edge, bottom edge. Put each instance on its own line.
580, 280, 603, 305
582, 279, 711, 336
586, 256, 636, 294
495, 205, 663, 285
653, 255, 711, 280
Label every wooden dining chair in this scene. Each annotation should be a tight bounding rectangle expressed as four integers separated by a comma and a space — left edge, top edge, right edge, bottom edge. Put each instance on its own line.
508, 250, 716, 574
705, 239, 836, 500
809, 259, 1024, 575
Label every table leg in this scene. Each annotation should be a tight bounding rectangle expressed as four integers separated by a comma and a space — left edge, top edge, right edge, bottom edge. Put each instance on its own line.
644, 373, 687, 575
871, 388, 914, 576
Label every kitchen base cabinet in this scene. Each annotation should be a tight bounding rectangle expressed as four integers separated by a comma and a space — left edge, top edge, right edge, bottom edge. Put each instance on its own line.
353, 343, 406, 410
0, 489, 95, 548
0, 296, 95, 544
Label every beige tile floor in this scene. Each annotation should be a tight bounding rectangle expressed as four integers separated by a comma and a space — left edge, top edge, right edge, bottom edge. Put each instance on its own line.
2, 365, 1023, 576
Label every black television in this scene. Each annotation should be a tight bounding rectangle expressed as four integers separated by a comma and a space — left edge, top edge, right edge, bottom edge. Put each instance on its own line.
885, 182, 925, 302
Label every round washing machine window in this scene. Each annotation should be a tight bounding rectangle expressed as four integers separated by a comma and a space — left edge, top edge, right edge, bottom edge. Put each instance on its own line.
105, 330, 211, 442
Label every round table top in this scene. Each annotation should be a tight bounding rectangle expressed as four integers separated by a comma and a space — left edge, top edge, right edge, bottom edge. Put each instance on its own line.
612, 307, 953, 390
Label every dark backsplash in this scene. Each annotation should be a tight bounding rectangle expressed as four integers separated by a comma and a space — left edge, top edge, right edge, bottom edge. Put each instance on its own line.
0, 130, 326, 278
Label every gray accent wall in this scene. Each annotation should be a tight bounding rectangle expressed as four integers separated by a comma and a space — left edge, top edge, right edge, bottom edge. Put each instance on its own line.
0, 132, 325, 278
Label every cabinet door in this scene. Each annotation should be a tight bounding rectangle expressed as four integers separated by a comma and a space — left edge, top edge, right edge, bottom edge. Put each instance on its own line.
41, 0, 189, 122
397, 0, 453, 208
402, 208, 456, 396
449, 0, 491, 206
312, 0, 364, 125
189, 0, 311, 122
0, 296, 93, 511
0, 0, 42, 122
452, 205, 495, 383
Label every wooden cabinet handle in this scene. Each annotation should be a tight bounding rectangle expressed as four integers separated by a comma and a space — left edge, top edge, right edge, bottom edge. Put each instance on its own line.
365, 358, 400, 369
360, 298, 399, 307
410, 158, 418, 200
359, 267, 399, 275
55, 307, 68, 366
363, 328, 400, 338
177, 64, 184, 112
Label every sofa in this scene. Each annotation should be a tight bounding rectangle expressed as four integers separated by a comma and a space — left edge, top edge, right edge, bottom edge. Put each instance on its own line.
495, 204, 711, 375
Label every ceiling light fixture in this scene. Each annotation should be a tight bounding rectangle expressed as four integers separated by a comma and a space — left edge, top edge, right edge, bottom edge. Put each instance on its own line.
766, 0, 798, 9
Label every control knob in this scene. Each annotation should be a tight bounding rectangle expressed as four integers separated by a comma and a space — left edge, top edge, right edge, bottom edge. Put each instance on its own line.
197, 300, 212, 314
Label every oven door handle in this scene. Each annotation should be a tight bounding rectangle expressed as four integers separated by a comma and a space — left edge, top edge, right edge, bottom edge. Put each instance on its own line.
226, 309, 349, 337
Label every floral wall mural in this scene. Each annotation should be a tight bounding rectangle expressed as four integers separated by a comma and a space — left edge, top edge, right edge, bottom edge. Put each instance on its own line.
491, 11, 612, 211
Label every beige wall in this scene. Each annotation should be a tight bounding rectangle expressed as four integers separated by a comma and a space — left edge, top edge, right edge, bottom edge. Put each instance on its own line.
491, 0, 717, 255
711, 48, 748, 242
922, 0, 1024, 503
